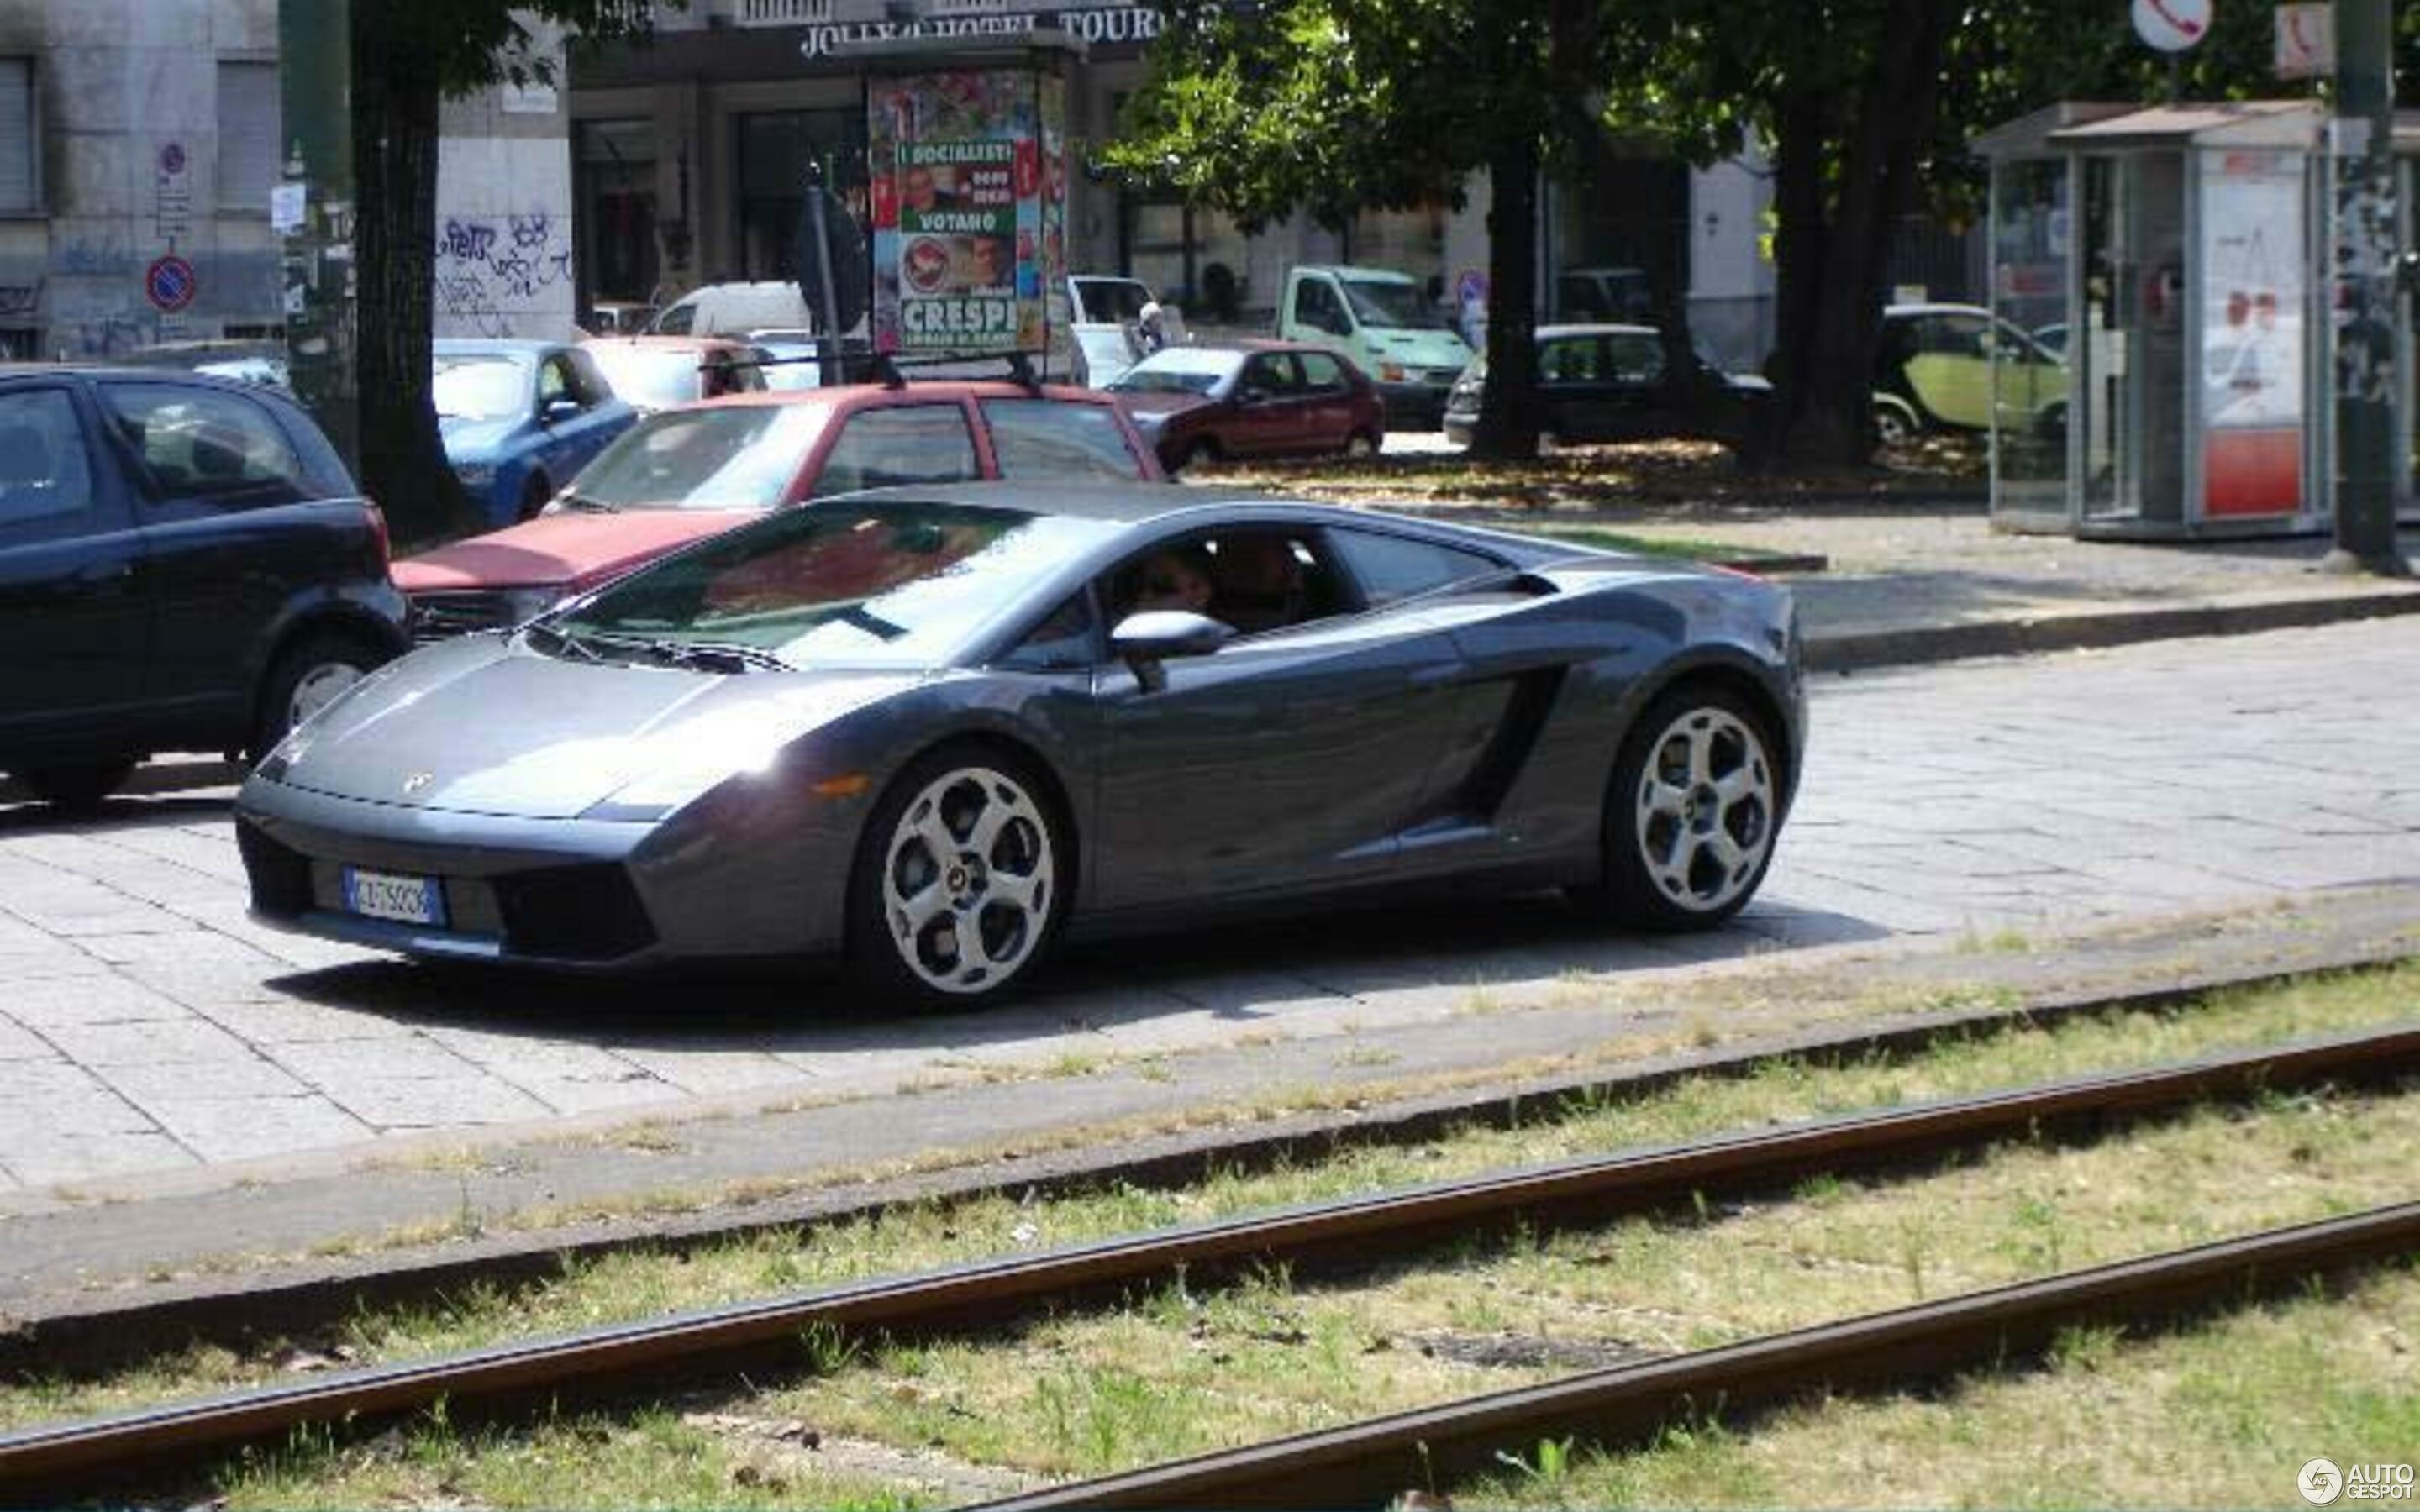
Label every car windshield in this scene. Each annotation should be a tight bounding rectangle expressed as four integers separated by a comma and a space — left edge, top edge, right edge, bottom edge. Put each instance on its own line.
433, 356, 529, 421
1105, 349, 1242, 396
550, 500, 1123, 668
1073, 278, 1151, 323
1341, 276, 1446, 330
570, 404, 831, 512
588, 345, 712, 409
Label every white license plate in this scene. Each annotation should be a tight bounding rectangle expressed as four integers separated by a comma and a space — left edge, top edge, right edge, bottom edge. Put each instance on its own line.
341, 867, 446, 927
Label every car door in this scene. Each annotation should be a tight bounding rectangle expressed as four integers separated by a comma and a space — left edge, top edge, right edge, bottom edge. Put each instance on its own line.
1601, 330, 1686, 440
1902, 312, 1995, 428
1230, 352, 1313, 457
0, 379, 152, 754
1537, 333, 1617, 439
1085, 524, 1474, 910
95, 379, 324, 728
1292, 350, 1361, 450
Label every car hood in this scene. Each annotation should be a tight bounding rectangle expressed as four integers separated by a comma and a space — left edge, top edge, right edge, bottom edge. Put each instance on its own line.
268, 634, 920, 820
439, 416, 523, 460
1361, 329, 1473, 369
1113, 391, 1213, 423
392, 510, 756, 594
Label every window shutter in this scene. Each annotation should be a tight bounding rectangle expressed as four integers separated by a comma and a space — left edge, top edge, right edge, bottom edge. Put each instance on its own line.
216, 61, 281, 212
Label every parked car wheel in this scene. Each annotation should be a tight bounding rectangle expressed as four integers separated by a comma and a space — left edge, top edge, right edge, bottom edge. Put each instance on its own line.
1171, 439, 1222, 476
846, 745, 1068, 1008
1872, 398, 1920, 448
250, 631, 383, 763
9, 761, 138, 812
1575, 685, 1781, 931
1344, 430, 1381, 459
518, 473, 552, 522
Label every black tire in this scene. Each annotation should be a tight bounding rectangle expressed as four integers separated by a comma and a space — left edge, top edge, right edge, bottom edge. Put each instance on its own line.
518, 472, 553, 522
1872, 401, 1918, 449
10, 761, 137, 812
1171, 439, 1220, 476
250, 630, 387, 764
844, 743, 1071, 1009
1343, 430, 1381, 459
1572, 684, 1783, 932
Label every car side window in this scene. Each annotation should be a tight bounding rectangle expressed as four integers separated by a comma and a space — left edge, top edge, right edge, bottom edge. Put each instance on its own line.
1295, 278, 1346, 332
101, 382, 307, 504
0, 387, 97, 537
1297, 351, 1349, 393
980, 400, 1143, 482
1239, 353, 1297, 398
998, 589, 1098, 671
1326, 528, 1502, 608
566, 349, 615, 407
1606, 333, 1665, 386
537, 357, 572, 410
810, 405, 981, 496
655, 302, 696, 335
1104, 527, 1349, 637
1540, 337, 1602, 383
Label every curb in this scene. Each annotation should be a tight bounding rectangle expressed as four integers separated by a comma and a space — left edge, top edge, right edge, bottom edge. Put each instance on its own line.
1805, 587, 2420, 673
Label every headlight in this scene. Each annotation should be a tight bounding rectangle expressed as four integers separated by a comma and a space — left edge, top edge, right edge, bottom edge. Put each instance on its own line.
454, 462, 497, 489
1379, 363, 1407, 382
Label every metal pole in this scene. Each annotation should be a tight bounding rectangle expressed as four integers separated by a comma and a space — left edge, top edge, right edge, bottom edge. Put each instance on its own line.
276, 0, 357, 470
805, 161, 844, 388
2325, 0, 2411, 574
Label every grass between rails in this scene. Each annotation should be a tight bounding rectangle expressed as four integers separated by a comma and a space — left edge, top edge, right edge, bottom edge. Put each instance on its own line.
0, 969, 2410, 1467
1460, 1262, 2420, 1511
208, 1074, 2420, 1508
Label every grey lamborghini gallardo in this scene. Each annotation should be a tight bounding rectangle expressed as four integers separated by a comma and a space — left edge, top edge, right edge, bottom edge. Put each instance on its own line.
236, 482, 1804, 1006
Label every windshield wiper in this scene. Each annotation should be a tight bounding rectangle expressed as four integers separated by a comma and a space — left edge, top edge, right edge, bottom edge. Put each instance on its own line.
590, 635, 792, 675
551, 491, 619, 513
524, 622, 605, 662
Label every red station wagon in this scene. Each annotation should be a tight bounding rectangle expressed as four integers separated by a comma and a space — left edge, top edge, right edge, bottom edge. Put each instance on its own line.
394, 381, 1164, 638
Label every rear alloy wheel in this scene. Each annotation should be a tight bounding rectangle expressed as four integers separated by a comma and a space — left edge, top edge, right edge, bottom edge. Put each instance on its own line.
1580, 687, 1780, 930
10, 761, 137, 812
250, 632, 381, 763
1171, 440, 1220, 476
848, 750, 1065, 1006
1872, 401, 1918, 449
1344, 430, 1380, 459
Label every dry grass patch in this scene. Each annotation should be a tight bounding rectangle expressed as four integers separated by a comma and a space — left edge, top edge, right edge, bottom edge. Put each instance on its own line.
3, 963, 2410, 1444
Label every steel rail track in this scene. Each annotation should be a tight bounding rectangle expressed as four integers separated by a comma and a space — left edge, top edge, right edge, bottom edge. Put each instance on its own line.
1, 1021, 2414, 1502
8, 947, 2407, 1383
972, 1203, 2420, 1510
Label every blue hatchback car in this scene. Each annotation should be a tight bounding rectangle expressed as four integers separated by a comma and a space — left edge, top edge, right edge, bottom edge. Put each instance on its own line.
433, 339, 635, 528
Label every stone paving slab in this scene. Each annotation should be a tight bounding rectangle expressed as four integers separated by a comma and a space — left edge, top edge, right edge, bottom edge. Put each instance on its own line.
0, 617, 2414, 1200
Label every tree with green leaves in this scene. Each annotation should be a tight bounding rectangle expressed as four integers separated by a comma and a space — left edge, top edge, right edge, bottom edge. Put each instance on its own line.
1110, 0, 1612, 459
345, 0, 660, 545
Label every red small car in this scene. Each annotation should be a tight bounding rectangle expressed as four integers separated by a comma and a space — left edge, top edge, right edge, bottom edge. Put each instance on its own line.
1105, 340, 1386, 474
394, 382, 1164, 638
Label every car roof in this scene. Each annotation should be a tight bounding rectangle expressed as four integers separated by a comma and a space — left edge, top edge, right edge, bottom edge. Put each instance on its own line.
687, 379, 1123, 411
434, 338, 557, 355
841, 480, 1277, 527
1292, 265, 1418, 283
1884, 302, 1993, 319
583, 334, 757, 353
1534, 323, 1658, 339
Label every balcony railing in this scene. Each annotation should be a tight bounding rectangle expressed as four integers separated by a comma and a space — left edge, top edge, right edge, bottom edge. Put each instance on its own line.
732, 0, 838, 24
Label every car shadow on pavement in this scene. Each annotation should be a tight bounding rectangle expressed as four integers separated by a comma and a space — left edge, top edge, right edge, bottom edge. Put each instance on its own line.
259, 891, 1891, 1058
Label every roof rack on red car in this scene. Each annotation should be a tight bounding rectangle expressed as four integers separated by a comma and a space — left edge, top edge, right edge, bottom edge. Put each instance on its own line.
734, 349, 1044, 393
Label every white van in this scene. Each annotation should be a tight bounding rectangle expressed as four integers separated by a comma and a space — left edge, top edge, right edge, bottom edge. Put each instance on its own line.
647, 281, 813, 338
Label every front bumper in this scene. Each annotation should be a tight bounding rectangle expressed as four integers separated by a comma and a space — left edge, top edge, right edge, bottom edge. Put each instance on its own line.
1375, 376, 1456, 427
236, 772, 856, 970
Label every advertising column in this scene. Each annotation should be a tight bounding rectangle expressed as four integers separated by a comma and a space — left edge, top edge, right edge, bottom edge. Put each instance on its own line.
2198, 149, 2306, 518
867, 70, 1064, 360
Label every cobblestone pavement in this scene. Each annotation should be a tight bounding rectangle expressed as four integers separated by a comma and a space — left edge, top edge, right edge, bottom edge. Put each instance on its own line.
2, 618, 2415, 1192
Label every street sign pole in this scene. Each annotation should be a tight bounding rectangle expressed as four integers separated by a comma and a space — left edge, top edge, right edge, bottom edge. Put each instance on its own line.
277, 0, 358, 471
804, 161, 844, 389
2325, 0, 2412, 575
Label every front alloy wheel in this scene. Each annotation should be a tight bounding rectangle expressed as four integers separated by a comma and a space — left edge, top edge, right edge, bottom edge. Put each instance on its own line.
860, 759, 1060, 1003
1578, 687, 1781, 931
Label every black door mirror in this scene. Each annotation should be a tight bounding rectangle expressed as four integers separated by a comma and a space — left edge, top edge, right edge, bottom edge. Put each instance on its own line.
541, 396, 582, 425
1111, 609, 1235, 694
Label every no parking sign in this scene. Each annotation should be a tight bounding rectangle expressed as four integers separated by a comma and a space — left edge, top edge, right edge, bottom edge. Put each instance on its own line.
145, 255, 197, 313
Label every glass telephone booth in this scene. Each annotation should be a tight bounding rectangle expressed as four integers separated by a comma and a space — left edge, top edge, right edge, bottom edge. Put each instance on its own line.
1974, 102, 2412, 539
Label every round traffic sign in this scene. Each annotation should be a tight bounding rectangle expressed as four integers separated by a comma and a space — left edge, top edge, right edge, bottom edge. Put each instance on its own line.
2132, 0, 2211, 52
145, 255, 197, 312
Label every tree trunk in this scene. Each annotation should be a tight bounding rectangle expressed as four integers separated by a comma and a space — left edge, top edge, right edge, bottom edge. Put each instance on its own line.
1777, 0, 1955, 467
1469, 132, 1541, 461
351, 13, 476, 548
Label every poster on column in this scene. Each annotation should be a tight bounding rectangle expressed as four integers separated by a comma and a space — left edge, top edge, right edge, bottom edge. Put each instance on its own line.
2198, 150, 2305, 517
867, 70, 1062, 357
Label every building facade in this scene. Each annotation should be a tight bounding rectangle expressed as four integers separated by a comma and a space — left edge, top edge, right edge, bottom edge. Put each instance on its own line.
0, 0, 577, 361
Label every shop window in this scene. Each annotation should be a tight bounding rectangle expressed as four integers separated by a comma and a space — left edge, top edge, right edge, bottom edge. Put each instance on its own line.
736, 109, 868, 285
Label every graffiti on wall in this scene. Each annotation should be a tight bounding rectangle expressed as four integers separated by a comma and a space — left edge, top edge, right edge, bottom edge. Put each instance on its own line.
0, 279, 40, 319
434, 211, 573, 338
